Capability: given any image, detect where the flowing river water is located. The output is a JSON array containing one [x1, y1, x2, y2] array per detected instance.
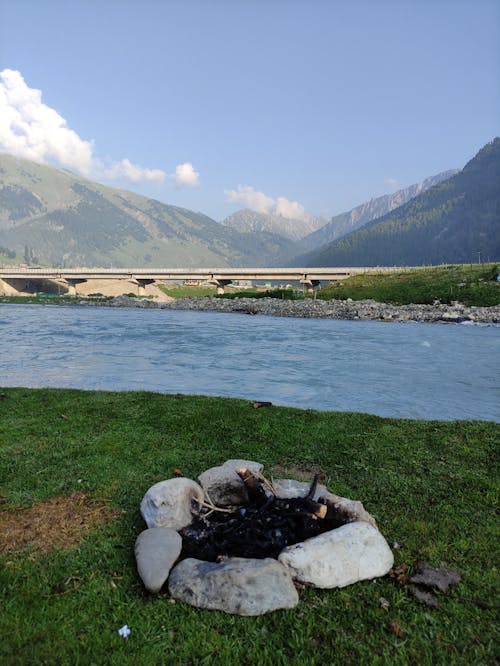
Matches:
[[0, 304, 498, 421]]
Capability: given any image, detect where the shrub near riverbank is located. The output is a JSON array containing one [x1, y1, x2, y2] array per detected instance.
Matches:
[[0, 388, 498, 664]]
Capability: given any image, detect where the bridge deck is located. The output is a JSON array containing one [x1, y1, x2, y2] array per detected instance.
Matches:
[[0, 266, 412, 281]]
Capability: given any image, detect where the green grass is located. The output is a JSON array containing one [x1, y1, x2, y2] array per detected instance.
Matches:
[[0, 388, 498, 665], [0, 294, 81, 305], [317, 264, 500, 306], [158, 284, 218, 298], [0, 294, 114, 305]]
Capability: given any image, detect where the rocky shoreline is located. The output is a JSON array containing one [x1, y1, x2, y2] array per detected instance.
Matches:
[[83, 294, 500, 324]]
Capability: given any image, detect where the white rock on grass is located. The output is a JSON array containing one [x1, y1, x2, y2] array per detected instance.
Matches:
[[135, 528, 182, 593], [168, 556, 299, 615], [318, 491, 377, 528], [140, 478, 204, 530], [278, 521, 394, 589], [272, 478, 329, 500], [198, 459, 263, 506]]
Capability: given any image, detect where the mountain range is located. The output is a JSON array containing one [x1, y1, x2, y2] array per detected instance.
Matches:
[[221, 208, 325, 241], [0, 153, 295, 268], [294, 138, 500, 267], [0, 140, 498, 268], [298, 170, 459, 252]]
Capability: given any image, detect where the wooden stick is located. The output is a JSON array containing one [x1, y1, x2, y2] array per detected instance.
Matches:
[[199, 490, 235, 514], [256, 471, 277, 496], [236, 468, 276, 495]]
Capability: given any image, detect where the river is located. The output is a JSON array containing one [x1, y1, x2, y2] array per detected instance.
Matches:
[[0, 304, 498, 421]]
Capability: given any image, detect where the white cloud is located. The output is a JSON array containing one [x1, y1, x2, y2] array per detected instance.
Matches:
[[385, 177, 398, 186], [0, 68, 167, 184], [174, 162, 200, 188], [224, 184, 310, 222], [224, 185, 275, 214], [0, 68, 94, 175], [274, 196, 309, 220], [103, 158, 165, 183]]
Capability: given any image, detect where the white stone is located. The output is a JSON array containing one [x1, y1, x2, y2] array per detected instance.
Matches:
[[135, 528, 182, 593], [168, 556, 299, 615], [278, 521, 394, 588], [318, 491, 377, 528], [222, 459, 264, 473], [272, 478, 328, 500], [140, 477, 204, 530], [198, 459, 263, 506], [272, 480, 376, 527]]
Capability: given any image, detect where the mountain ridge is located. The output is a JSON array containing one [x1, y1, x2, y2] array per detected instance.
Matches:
[[0, 153, 297, 268], [292, 139, 500, 267], [221, 208, 325, 241], [299, 169, 459, 252]]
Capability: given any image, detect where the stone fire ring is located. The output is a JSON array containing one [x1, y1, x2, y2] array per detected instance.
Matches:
[[135, 459, 394, 616]]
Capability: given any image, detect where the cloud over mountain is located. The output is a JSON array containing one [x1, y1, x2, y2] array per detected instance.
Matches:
[[0, 69, 172, 185], [224, 184, 310, 222]]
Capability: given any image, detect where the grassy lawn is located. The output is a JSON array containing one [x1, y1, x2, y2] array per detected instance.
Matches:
[[0, 388, 498, 664], [158, 284, 218, 298], [318, 264, 500, 306]]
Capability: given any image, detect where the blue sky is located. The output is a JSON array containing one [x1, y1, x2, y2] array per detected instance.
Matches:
[[1, 0, 499, 222]]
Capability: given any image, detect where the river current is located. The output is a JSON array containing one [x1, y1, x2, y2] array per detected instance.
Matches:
[[0, 304, 498, 422]]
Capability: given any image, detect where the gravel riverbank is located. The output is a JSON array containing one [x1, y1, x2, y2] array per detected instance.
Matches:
[[87, 295, 500, 324]]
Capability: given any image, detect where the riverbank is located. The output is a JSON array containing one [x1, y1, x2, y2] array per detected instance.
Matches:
[[0, 388, 498, 664], [98, 294, 500, 324]]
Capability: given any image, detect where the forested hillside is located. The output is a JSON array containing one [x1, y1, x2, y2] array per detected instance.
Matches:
[[299, 170, 458, 252], [295, 139, 500, 267]]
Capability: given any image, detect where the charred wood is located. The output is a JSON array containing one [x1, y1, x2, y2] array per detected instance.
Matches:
[[180, 475, 349, 562]]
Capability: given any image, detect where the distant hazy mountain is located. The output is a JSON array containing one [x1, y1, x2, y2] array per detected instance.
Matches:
[[221, 208, 325, 241], [293, 139, 500, 267], [0, 153, 295, 267], [300, 170, 459, 252]]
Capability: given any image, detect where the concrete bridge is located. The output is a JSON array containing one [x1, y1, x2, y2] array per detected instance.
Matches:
[[0, 266, 408, 296]]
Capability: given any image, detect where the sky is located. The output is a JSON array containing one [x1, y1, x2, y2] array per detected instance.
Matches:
[[0, 0, 499, 222]]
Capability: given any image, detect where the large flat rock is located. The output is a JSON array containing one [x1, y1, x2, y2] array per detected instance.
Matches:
[[168, 556, 299, 615], [278, 521, 393, 588]]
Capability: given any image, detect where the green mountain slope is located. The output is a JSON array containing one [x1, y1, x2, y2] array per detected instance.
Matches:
[[0, 153, 295, 267], [293, 139, 500, 267], [300, 170, 458, 251]]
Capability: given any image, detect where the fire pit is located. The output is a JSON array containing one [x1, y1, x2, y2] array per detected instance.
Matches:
[[135, 460, 394, 615]]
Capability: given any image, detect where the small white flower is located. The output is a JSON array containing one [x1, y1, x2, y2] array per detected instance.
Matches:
[[118, 624, 131, 639]]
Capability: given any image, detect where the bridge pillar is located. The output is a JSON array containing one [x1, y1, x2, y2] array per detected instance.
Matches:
[[0, 278, 24, 295], [300, 279, 321, 294], [60, 278, 87, 296], [213, 279, 232, 294], [133, 278, 155, 296]]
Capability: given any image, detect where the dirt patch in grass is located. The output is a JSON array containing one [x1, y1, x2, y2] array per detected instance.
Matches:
[[0, 492, 119, 555]]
